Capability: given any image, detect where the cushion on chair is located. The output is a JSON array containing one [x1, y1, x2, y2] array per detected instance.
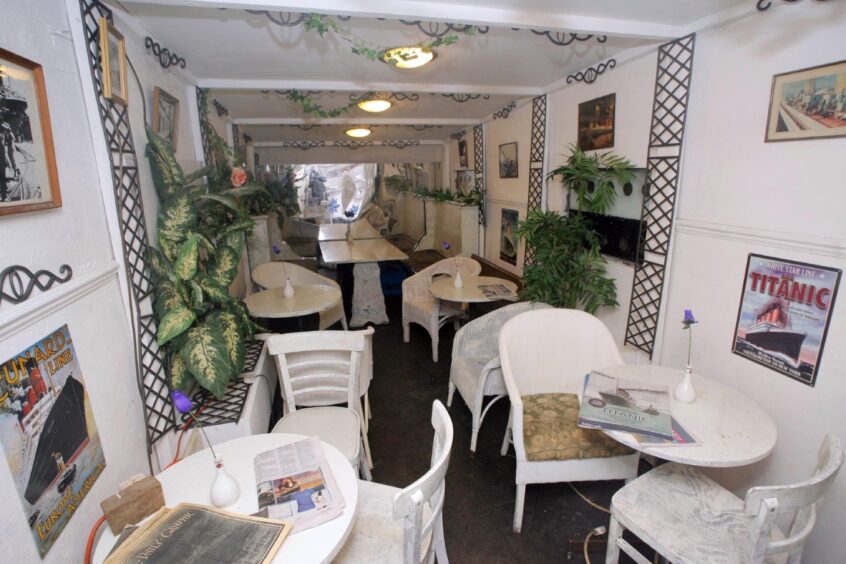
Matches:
[[611, 463, 787, 564], [522, 393, 635, 462], [271, 407, 361, 464]]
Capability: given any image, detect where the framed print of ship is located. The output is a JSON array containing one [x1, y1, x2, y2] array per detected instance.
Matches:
[[0, 325, 106, 556], [732, 254, 841, 387]]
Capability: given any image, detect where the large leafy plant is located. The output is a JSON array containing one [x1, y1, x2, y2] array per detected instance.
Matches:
[[242, 165, 300, 227], [146, 126, 265, 399], [518, 146, 634, 314]]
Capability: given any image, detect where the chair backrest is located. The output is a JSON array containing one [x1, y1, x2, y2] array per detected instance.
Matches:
[[499, 308, 623, 397], [744, 433, 843, 562], [265, 328, 374, 411], [252, 261, 337, 291], [393, 400, 454, 564], [452, 301, 553, 362], [402, 257, 481, 302]]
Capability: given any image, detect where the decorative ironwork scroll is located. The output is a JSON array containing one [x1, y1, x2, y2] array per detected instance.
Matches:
[[441, 93, 490, 103], [335, 140, 375, 149], [278, 141, 327, 150], [79, 0, 175, 456], [449, 129, 467, 141], [0, 265, 73, 307], [348, 91, 420, 103], [567, 59, 616, 84], [529, 30, 606, 46], [756, 0, 829, 10], [397, 20, 489, 37], [493, 101, 517, 119], [382, 140, 420, 149], [525, 94, 547, 266], [474, 124, 485, 225], [144, 37, 186, 69], [625, 34, 696, 358], [244, 10, 309, 26]]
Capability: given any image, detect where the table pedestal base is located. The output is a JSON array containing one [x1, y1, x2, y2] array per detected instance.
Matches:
[[350, 263, 389, 327]]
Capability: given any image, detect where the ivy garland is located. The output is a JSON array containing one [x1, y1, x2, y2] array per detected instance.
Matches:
[[285, 89, 359, 119]]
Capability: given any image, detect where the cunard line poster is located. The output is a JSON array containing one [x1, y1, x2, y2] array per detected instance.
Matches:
[[732, 255, 841, 387], [0, 325, 106, 557]]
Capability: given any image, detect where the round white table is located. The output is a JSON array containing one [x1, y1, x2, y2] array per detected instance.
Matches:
[[92, 434, 359, 564], [429, 275, 519, 303], [244, 285, 342, 319], [599, 365, 777, 467]]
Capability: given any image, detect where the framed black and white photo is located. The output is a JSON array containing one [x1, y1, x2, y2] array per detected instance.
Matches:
[[498, 142, 518, 178], [99, 17, 128, 105], [153, 87, 179, 148], [578, 93, 615, 151], [458, 139, 468, 169], [0, 48, 61, 216]]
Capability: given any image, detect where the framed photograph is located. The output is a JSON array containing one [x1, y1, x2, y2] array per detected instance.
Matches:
[[498, 142, 518, 178], [731, 254, 841, 387], [578, 93, 616, 151], [99, 17, 128, 105], [765, 59, 846, 142], [0, 48, 61, 216], [458, 139, 468, 169], [500, 208, 519, 265], [152, 87, 179, 148], [454, 169, 475, 194]]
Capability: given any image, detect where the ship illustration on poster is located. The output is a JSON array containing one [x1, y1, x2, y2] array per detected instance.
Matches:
[[0, 325, 106, 557], [732, 254, 841, 387]]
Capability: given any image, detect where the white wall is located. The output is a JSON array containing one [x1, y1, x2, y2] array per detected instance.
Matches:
[[0, 1, 150, 561], [659, 4, 846, 562]]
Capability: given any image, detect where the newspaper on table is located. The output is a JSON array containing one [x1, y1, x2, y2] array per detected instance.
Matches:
[[631, 417, 699, 447], [253, 437, 345, 533], [477, 283, 515, 299]]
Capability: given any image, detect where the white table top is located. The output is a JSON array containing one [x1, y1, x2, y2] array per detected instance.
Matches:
[[429, 275, 519, 303], [318, 221, 382, 242], [93, 433, 358, 564], [319, 239, 408, 265], [599, 365, 777, 467], [244, 285, 341, 318]]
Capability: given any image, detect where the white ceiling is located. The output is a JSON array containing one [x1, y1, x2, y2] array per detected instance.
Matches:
[[121, 0, 749, 146]]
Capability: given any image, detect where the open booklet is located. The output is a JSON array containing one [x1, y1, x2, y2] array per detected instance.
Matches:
[[631, 417, 699, 447], [254, 437, 345, 533], [477, 283, 515, 299]]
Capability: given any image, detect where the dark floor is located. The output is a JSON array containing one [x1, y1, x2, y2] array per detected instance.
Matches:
[[364, 296, 642, 564]]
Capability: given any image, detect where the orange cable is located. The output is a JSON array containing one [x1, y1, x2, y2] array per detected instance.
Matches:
[[84, 514, 106, 564]]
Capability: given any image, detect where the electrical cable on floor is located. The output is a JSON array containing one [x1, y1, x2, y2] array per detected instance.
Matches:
[[583, 525, 606, 564], [569, 483, 610, 513], [85, 514, 107, 564]]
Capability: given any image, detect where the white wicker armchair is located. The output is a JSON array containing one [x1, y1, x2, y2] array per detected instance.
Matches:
[[402, 257, 481, 362], [448, 301, 552, 452]]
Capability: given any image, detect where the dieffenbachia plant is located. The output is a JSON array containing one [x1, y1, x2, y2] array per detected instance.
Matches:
[[146, 127, 266, 399]]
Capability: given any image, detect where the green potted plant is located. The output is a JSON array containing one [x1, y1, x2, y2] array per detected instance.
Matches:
[[518, 145, 634, 314]]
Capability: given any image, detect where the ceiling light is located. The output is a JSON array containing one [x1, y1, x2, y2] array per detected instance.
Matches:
[[345, 127, 372, 138], [357, 99, 392, 113], [381, 46, 435, 69]]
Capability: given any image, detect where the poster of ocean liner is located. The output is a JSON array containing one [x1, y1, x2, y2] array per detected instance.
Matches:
[[732, 255, 841, 387], [0, 325, 106, 557]]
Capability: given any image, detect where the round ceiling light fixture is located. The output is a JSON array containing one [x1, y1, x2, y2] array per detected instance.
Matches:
[[357, 99, 392, 113], [381, 46, 435, 69], [345, 127, 372, 138]]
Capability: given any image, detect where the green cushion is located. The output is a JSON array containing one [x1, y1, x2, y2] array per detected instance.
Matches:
[[522, 393, 635, 462]]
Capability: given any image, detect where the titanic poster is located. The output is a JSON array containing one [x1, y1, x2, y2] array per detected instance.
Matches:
[[732, 254, 841, 387], [0, 325, 106, 557]]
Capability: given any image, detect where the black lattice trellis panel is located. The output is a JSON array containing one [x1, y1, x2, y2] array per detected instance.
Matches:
[[625, 34, 696, 358], [473, 124, 485, 225], [196, 87, 212, 165], [525, 94, 547, 265], [184, 377, 252, 428], [80, 0, 176, 451]]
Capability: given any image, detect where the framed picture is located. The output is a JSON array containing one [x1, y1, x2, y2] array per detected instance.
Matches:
[[455, 169, 474, 194], [731, 254, 841, 387], [498, 142, 518, 178], [578, 93, 615, 151], [458, 139, 468, 169], [500, 209, 519, 265], [99, 17, 127, 105], [765, 59, 846, 142], [152, 87, 179, 148], [0, 48, 61, 216]]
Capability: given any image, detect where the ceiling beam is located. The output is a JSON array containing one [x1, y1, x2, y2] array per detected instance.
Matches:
[[199, 79, 542, 97], [254, 140, 445, 147], [124, 0, 681, 39], [234, 117, 478, 125]]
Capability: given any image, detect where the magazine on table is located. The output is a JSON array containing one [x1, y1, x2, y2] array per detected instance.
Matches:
[[477, 283, 515, 299], [253, 437, 344, 532], [578, 371, 674, 441], [631, 417, 699, 447], [104, 503, 291, 564]]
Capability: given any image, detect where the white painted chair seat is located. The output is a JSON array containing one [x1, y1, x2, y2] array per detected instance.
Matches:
[[271, 407, 361, 471], [610, 463, 787, 564]]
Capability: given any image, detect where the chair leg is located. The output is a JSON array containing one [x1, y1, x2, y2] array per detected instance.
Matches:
[[605, 514, 624, 564], [360, 418, 374, 471], [513, 483, 526, 533], [341, 315, 349, 331], [403, 320, 410, 343], [452, 318, 461, 331], [361, 397, 369, 433], [434, 513, 449, 564], [431, 334, 439, 363], [447, 380, 456, 408], [500, 410, 513, 456], [359, 443, 372, 481]]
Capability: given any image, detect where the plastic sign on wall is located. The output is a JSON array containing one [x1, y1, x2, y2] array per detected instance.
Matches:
[[731, 254, 841, 387], [0, 325, 106, 556]]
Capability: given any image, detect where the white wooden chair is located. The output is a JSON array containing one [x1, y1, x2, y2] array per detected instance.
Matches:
[[606, 433, 843, 564], [267, 330, 372, 480], [448, 301, 553, 452], [252, 261, 348, 330], [336, 400, 453, 564], [498, 308, 640, 532], [402, 257, 481, 362]]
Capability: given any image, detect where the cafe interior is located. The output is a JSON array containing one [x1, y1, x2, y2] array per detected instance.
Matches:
[[1, 0, 845, 562]]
